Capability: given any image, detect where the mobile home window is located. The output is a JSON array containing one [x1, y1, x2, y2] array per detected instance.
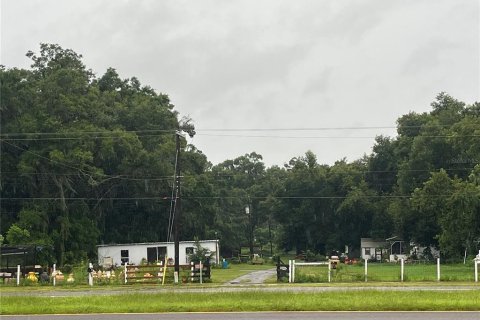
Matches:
[[147, 246, 167, 263], [120, 250, 129, 264], [364, 248, 371, 256]]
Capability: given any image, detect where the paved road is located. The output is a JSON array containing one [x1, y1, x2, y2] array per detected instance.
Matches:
[[2, 312, 480, 320]]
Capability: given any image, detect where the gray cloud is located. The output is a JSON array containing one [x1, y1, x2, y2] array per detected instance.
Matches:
[[2, 0, 478, 166]]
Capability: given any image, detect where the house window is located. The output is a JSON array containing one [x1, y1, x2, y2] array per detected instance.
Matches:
[[364, 248, 371, 256], [158, 246, 167, 260], [147, 246, 167, 263], [120, 250, 129, 265]]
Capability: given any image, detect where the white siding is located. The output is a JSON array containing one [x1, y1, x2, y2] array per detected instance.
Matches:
[[97, 240, 219, 267]]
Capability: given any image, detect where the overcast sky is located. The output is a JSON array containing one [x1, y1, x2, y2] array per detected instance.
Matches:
[[1, 0, 479, 167]]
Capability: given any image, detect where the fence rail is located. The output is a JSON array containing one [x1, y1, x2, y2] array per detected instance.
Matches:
[[1, 260, 212, 286], [288, 258, 480, 283]]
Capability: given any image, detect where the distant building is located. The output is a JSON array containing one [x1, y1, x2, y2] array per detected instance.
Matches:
[[97, 240, 219, 267], [360, 238, 388, 261], [361, 237, 407, 262], [0, 245, 50, 274]]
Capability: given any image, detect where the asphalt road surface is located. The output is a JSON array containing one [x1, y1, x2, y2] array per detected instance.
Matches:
[[2, 312, 480, 320]]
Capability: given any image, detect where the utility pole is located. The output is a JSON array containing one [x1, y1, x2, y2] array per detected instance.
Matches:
[[172, 122, 194, 281], [174, 131, 182, 277]]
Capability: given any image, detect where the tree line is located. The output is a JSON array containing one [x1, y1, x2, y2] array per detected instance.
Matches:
[[1, 44, 479, 265]]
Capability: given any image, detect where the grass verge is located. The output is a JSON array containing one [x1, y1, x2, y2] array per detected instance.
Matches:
[[2, 290, 479, 314]]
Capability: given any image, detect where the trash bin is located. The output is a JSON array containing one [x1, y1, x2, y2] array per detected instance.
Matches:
[[222, 259, 228, 269]]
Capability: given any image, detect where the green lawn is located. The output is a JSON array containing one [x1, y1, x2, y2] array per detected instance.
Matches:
[[295, 263, 477, 282], [2, 290, 479, 314]]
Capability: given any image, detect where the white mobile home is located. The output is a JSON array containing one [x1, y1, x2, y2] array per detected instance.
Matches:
[[360, 238, 388, 261], [361, 237, 408, 262], [97, 240, 219, 267]]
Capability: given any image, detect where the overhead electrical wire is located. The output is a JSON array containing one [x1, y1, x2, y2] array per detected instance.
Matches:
[[0, 194, 462, 201], [1, 166, 477, 180], [1, 123, 479, 138], [1, 133, 479, 141], [1, 126, 478, 204]]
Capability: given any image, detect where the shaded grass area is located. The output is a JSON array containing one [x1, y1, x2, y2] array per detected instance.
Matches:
[[2, 290, 479, 314]]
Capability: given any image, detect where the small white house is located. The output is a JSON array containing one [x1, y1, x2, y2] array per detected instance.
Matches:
[[360, 238, 388, 261], [97, 240, 219, 267]]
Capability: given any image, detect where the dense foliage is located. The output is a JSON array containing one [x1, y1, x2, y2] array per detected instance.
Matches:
[[1, 44, 479, 265]]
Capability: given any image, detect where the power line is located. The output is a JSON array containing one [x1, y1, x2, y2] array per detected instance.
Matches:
[[2, 167, 476, 178], [0, 129, 176, 137], [0, 194, 460, 201], [0, 139, 175, 182], [1, 134, 175, 141], [2, 132, 479, 141], [0, 139, 98, 179], [2, 124, 479, 138], [197, 133, 480, 139]]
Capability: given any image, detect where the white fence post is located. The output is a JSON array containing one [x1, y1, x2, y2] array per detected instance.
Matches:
[[53, 264, 56, 286], [400, 259, 404, 282], [191, 262, 194, 282], [364, 259, 368, 282], [292, 260, 295, 283], [88, 262, 93, 286], [328, 260, 331, 283], [124, 264, 127, 284], [437, 258, 441, 282], [288, 260, 292, 283], [475, 260, 478, 283], [199, 261, 203, 284], [16, 265, 20, 286]]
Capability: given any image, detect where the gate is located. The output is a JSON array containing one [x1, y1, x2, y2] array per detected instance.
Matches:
[[276, 257, 289, 282]]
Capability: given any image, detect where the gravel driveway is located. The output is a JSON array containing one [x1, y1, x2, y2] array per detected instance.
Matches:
[[226, 268, 277, 285]]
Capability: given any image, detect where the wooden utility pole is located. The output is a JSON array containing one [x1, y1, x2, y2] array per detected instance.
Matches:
[[174, 131, 182, 275]]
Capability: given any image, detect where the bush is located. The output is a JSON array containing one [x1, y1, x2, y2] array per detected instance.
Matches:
[[62, 264, 73, 274]]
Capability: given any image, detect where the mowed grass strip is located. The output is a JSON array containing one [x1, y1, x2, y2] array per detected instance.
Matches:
[[2, 290, 479, 314]]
